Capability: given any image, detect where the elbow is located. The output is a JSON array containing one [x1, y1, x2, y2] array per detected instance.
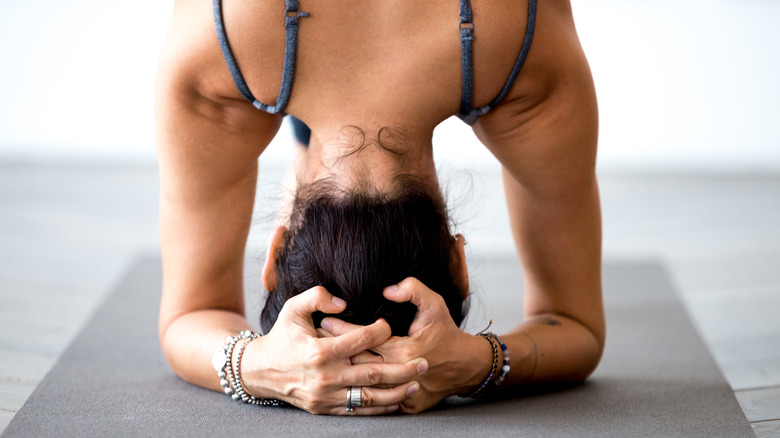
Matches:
[[158, 312, 188, 378], [157, 313, 201, 388], [158, 317, 176, 371], [578, 345, 603, 383], [158, 312, 176, 358], [570, 324, 605, 383]]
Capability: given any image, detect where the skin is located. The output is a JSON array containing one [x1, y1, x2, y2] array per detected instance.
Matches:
[[156, 0, 603, 415]]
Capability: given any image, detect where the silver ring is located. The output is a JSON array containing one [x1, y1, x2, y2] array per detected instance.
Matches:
[[351, 386, 363, 408], [346, 386, 363, 412]]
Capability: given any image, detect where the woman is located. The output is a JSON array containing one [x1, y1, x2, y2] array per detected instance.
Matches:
[[156, 0, 604, 415]]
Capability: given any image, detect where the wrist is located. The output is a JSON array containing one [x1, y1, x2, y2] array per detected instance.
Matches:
[[233, 335, 274, 399], [458, 333, 495, 395]]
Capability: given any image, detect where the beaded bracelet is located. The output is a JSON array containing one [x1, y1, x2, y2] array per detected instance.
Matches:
[[211, 330, 285, 406], [459, 333, 499, 398], [487, 333, 511, 387], [217, 333, 242, 399]]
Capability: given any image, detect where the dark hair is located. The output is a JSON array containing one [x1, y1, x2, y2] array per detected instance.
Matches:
[[260, 176, 468, 336]]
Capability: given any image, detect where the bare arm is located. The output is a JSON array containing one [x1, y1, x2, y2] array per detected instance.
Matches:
[[471, 0, 604, 385], [155, 1, 426, 414], [155, 0, 282, 390]]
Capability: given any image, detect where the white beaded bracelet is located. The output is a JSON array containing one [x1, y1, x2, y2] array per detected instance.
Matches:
[[211, 330, 285, 406]]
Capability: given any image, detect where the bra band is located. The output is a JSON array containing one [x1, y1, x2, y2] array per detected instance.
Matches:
[[212, 0, 308, 114], [457, 0, 537, 125]]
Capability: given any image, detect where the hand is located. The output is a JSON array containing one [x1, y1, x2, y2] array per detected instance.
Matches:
[[321, 277, 491, 414], [242, 286, 428, 415]]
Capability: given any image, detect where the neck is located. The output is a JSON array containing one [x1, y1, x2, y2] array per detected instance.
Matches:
[[300, 125, 439, 194]]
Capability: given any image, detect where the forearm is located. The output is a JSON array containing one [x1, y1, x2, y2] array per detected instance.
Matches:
[[495, 168, 604, 387], [160, 309, 254, 392], [454, 312, 602, 398]]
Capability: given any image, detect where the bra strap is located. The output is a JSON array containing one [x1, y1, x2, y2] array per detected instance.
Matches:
[[213, 0, 308, 114], [259, 0, 309, 113], [457, 0, 538, 125], [213, 0, 257, 104], [458, 0, 475, 116]]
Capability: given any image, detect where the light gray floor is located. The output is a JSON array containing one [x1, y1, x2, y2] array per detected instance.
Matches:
[[1, 159, 779, 436]]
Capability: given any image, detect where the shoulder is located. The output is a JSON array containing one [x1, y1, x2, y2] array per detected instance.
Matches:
[[155, 0, 283, 200], [490, 0, 594, 117], [157, 0, 248, 106], [471, 0, 598, 192]]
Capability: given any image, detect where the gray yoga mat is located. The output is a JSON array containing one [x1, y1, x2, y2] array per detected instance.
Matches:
[[4, 256, 754, 437]]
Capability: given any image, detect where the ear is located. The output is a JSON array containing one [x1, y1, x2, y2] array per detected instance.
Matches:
[[261, 226, 288, 292], [450, 234, 469, 301]]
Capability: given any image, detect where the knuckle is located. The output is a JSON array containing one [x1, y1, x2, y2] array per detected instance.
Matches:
[[375, 319, 392, 336], [306, 372, 324, 389], [361, 388, 375, 407], [302, 402, 320, 415], [316, 373, 336, 389], [430, 292, 446, 308], [403, 404, 425, 414], [364, 366, 383, 385], [298, 394, 314, 412], [401, 277, 422, 290], [300, 388, 330, 414], [397, 346, 417, 362], [356, 328, 374, 347], [296, 286, 324, 307], [308, 398, 328, 413], [312, 286, 329, 300], [306, 344, 331, 365]]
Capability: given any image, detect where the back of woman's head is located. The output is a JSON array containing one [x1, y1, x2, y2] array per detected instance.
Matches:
[[260, 176, 468, 335]]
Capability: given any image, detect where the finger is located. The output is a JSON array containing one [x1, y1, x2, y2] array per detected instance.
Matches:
[[362, 382, 420, 408], [351, 351, 384, 365], [320, 317, 364, 336], [351, 353, 395, 390], [330, 382, 419, 416], [316, 328, 334, 338], [332, 405, 400, 416], [284, 286, 347, 318], [328, 382, 421, 416], [361, 335, 411, 362], [384, 278, 452, 335], [321, 319, 392, 358], [342, 359, 429, 387], [321, 318, 403, 361], [382, 277, 444, 312]]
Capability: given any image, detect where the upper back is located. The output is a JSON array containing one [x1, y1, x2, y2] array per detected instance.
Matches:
[[168, 0, 532, 133]]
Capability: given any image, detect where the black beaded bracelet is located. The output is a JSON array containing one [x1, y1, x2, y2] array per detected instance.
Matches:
[[459, 334, 499, 398]]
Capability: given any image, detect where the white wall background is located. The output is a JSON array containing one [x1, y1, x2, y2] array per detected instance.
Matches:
[[1, 0, 778, 172]]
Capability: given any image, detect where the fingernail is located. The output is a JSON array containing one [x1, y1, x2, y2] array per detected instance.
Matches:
[[383, 285, 398, 295], [332, 296, 346, 308], [386, 405, 399, 413], [416, 359, 429, 374], [406, 382, 420, 397], [321, 319, 332, 332]]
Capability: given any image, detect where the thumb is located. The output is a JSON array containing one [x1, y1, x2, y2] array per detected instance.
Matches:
[[285, 286, 347, 319]]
